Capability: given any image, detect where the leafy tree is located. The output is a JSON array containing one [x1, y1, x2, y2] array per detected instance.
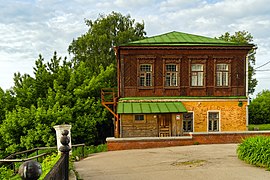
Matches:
[[0, 87, 5, 122], [68, 11, 146, 72], [249, 90, 270, 124], [218, 31, 257, 94], [0, 12, 145, 154]]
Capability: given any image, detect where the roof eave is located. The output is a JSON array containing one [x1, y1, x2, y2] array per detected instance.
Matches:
[[118, 44, 254, 50]]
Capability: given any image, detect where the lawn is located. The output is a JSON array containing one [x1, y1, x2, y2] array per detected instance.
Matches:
[[248, 124, 270, 131]]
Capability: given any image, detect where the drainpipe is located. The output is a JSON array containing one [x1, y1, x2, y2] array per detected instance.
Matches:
[[245, 46, 257, 129], [245, 55, 249, 129]]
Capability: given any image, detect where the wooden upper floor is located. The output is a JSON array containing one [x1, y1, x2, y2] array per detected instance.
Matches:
[[115, 32, 253, 98]]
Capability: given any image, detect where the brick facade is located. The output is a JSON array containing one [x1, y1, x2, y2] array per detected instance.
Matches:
[[120, 99, 247, 138]]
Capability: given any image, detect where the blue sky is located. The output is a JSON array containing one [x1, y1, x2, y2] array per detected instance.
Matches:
[[0, 0, 270, 97]]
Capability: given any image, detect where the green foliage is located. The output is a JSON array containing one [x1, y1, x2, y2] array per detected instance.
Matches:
[[217, 31, 257, 94], [85, 144, 107, 154], [68, 11, 146, 72], [0, 12, 145, 156], [237, 136, 270, 169], [249, 90, 270, 124], [72, 144, 107, 161], [39, 153, 60, 180], [248, 124, 270, 131], [0, 58, 116, 154], [0, 166, 16, 180]]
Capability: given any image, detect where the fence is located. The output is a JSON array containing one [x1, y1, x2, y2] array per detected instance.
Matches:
[[0, 133, 85, 179]]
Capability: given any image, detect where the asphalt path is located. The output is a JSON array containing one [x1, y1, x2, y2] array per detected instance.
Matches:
[[75, 144, 270, 180]]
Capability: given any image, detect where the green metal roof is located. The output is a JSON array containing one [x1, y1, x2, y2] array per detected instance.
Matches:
[[125, 31, 250, 47], [117, 102, 187, 114]]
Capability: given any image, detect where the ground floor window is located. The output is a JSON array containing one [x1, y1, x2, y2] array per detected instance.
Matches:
[[183, 112, 193, 132], [208, 112, 219, 132], [134, 114, 144, 121]]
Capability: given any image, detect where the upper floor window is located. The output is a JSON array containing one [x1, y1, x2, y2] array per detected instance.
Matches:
[[191, 64, 204, 86], [216, 64, 229, 87], [139, 64, 152, 86], [165, 64, 178, 86]]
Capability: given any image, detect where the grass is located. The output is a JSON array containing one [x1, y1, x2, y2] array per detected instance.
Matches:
[[248, 124, 270, 131], [237, 136, 270, 170], [71, 144, 107, 161]]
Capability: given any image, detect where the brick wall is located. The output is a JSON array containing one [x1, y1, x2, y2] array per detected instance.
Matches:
[[182, 101, 247, 132], [107, 131, 270, 151]]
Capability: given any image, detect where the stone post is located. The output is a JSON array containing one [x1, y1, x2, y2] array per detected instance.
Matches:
[[53, 124, 72, 154]]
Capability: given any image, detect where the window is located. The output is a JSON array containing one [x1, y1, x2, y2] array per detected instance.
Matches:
[[183, 112, 193, 132], [134, 115, 144, 121], [191, 64, 204, 86], [216, 64, 229, 86], [208, 112, 219, 132], [165, 64, 178, 86], [139, 64, 152, 86]]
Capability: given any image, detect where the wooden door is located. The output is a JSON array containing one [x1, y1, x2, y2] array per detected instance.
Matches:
[[159, 114, 171, 137]]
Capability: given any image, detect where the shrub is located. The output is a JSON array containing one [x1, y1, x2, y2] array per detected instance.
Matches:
[[0, 166, 20, 180], [237, 136, 270, 169], [71, 144, 107, 161], [39, 153, 60, 179]]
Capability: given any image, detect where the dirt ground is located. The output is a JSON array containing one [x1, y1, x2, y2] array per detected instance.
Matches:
[[75, 144, 270, 180]]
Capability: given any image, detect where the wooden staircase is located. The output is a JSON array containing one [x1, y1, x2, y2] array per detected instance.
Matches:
[[101, 88, 120, 137]]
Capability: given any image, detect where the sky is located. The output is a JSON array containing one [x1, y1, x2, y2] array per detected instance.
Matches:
[[0, 0, 270, 97]]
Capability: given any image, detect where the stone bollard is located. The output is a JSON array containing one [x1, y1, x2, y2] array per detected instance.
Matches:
[[54, 124, 72, 154], [18, 160, 42, 180]]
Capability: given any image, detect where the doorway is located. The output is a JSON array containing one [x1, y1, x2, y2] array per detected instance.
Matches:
[[158, 114, 171, 137]]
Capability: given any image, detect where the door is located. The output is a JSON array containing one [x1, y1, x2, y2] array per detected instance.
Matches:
[[159, 114, 171, 137]]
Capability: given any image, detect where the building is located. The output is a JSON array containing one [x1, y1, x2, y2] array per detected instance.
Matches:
[[102, 31, 254, 139]]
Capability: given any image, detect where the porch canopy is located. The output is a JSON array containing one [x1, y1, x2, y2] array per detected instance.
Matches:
[[117, 102, 187, 114]]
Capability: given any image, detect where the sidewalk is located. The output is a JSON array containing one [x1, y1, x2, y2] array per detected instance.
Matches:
[[75, 144, 270, 180]]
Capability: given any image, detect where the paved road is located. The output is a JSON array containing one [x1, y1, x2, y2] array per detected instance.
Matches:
[[75, 144, 270, 180]]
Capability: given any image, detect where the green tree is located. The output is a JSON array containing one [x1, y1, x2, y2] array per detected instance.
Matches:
[[0, 87, 5, 122], [68, 11, 146, 72], [0, 12, 145, 154], [249, 90, 270, 124], [218, 31, 257, 94]]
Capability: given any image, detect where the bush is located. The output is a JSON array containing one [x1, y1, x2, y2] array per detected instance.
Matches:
[[237, 136, 270, 169], [39, 153, 60, 179], [71, 144, 107, 161], [0, 166, 20, 180], [249, 90, 270, 124]]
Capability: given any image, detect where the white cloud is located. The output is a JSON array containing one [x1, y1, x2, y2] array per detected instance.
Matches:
[[0, 0, 269, 95]]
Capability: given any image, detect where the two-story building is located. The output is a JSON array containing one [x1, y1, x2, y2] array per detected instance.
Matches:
[[102, 31, 253, 139]]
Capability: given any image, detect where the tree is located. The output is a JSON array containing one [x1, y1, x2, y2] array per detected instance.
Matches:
[[218, 31, 257, 94], [68, 11, 146, 72], [0, 88, 5, 122], [249, 90, 270, 124], [0, 12, 146, 153]]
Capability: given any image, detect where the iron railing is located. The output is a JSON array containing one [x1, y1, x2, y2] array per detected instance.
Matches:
[[0, 143, 85, 179]]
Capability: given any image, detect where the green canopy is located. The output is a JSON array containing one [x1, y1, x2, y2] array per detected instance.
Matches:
[[117, 102, 187, 114]]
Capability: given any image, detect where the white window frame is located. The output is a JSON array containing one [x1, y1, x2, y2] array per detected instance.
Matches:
[[165, 64, 178, 87], [191, 64, 204, 87], [183, 111, 194, 133], [139, 64, 152, 87], [207, 110, 221, 132], [216, 64, 229, 87]]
